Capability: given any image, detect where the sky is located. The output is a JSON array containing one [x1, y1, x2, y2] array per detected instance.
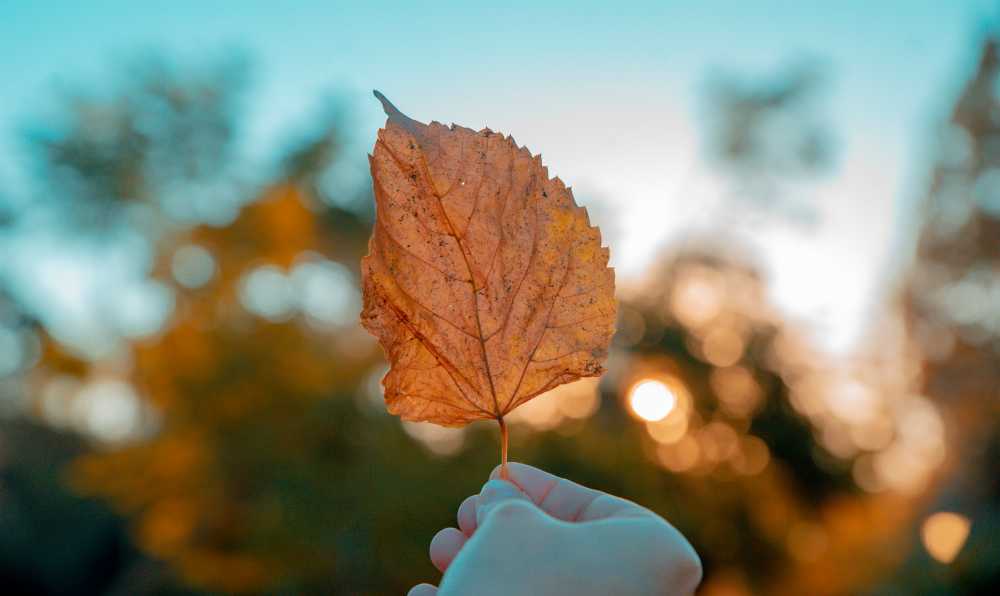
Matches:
[[0, 0, 997, 356]]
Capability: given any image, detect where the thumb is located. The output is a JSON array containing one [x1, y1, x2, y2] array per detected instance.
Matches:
[[475, 479, 534, 527]]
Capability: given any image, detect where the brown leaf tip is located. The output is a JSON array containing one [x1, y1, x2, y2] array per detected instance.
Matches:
[[373, 90, 422, 134], [372, 89, 400, 117]]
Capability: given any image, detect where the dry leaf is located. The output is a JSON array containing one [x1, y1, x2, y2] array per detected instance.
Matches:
[[360, 91, 616, 436]]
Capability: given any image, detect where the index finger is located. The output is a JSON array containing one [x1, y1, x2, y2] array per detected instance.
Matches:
[[489, 462, 655, 523]]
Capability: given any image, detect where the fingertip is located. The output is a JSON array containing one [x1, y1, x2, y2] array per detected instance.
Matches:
[[407, 583, 438, 596], [478, 478, 524, 504], [457, 495, 478, 536], [476, 479, 533, 526], [429, 527, 466, 573], [485, 498, 542, 524]]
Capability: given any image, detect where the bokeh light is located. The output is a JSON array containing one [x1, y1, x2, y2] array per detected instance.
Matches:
[[646, 408, 690, 445], [628, 379, 677, 422], [710, 366, 762, 418], [921, 512, 971, 564], [238, 265, 295, 321], [401, 421, 466, 456], [171, 244, 217, 289], [290, 255, 361, 327], [731, 436, 770, 476], [701, 326, 745, 367], [73, 379, 144, 443], [507, 378, 602, 430], [670, 265, 723, 328]]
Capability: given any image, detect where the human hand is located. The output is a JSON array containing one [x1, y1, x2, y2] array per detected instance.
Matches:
[[408, 462, 702, 596]]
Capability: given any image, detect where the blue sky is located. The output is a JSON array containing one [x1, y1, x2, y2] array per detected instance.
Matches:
[[0, 0, 996, 355]]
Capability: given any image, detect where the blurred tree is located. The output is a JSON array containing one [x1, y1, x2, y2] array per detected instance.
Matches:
[[10, 53, 871, 593], [872, 35, 1000, 595], [24, 54, 249, 229], [14, 54, 505, 595], [68, 182, 380, 593], [595, 246, 925, 596], [0, 287, 39, 402], [703, 60, 835, 223], [4, 40, 992, 596]]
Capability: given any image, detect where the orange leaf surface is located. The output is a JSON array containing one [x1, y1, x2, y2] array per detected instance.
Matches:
[[361, 92, 616, 428]]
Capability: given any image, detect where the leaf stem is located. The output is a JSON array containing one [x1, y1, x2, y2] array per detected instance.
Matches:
[[498, 416, 509, 480]]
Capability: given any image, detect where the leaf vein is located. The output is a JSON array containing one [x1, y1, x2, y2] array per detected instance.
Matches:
[[383, 300, 491, 416], [377, 220, 469, 283]]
